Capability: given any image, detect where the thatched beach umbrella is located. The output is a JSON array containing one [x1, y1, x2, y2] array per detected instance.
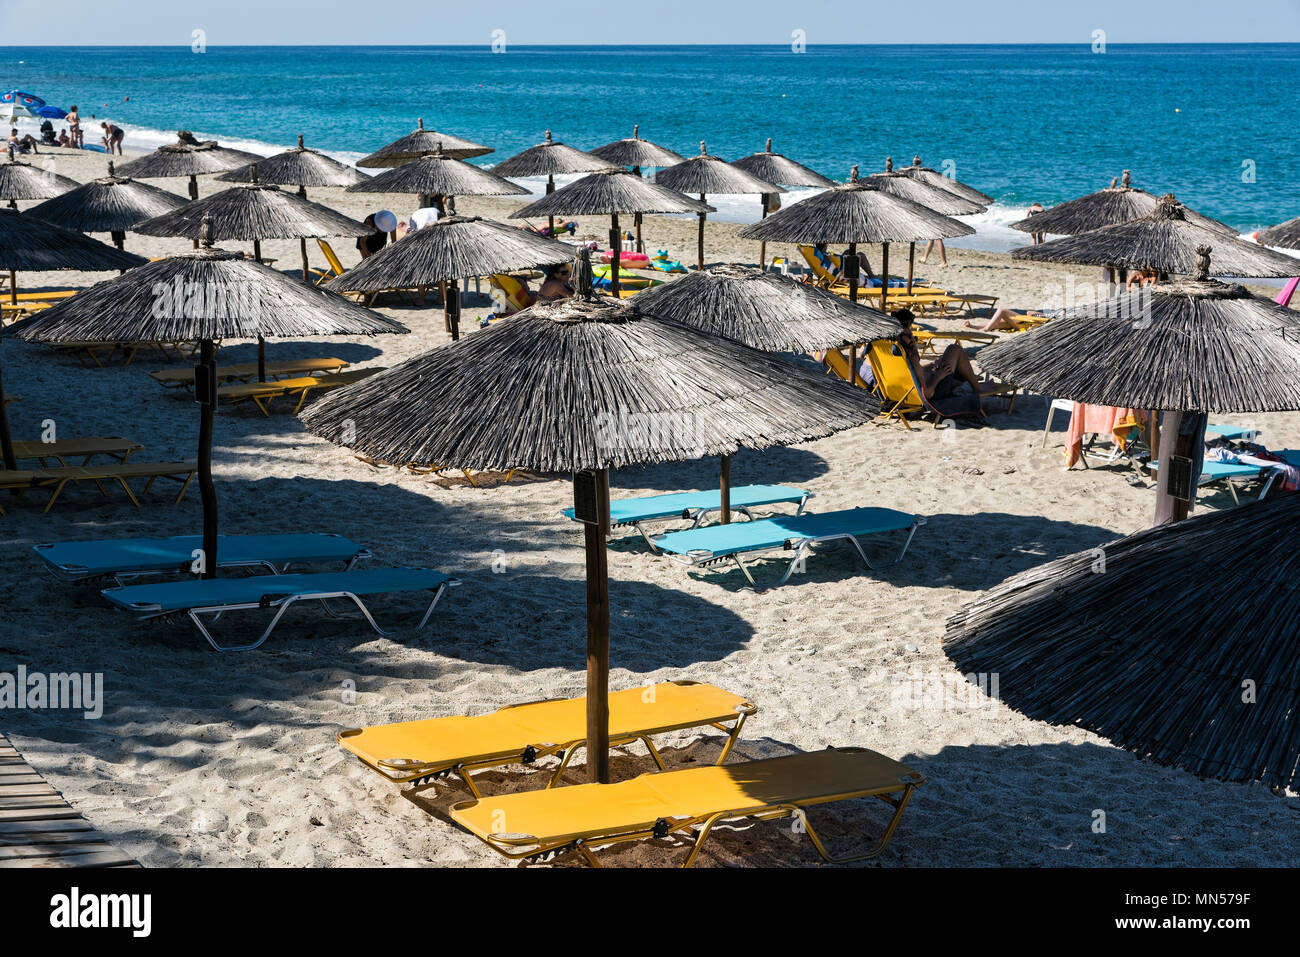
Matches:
[[346, 147, 526, 216], [299, 249, 878, 783], [898, 155, 992, 206], [1007, 170, 1236, 238], [11, 219, 406, 576], [510, 168, 712, 297], [0, 207, 146, 469], [0, 158, 79, 208], [733, 138, 836, 268], [656, 142, 781, 271], [635, 264, 894, 518], [324, 214, 574, 340], [491, 130, 618, 235], [26, 160, 187, 250], [134, 168, 371, 377], [355, 118, 493, 167], [588, 125, 686, 254], [866, 157, 985, 291], [977, 247, 1300, 524], [1257, 214, 1300, 250], [114, 131, 263, 201], [738, 165, 974, 310], [945, 491, 1300, 791], [1011, 194, 1297, 279]]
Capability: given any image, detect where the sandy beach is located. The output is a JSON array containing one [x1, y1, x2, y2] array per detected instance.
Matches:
[[1, 144, 1296, 868]]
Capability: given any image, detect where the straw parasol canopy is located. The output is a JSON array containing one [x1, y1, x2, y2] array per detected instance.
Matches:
[[733, 139, 836, 267], [588, 125, 685, 170], [492, 130, 618, 234], [0, 158, 79, 207], [898, 155, 992, 205], [1010, 194, 1298, 278], [25, 160, 187, 248], [113, 131, 263, 200], [347, 148, 525, 199], [11, 218, 407, 578], [0, 207, 147, 468], [1257, 214, 1300, 250], [356, 118, 492, 167], [1007, 170, 1236, 237], [944, 491, 1300, 790], [656, 141, 781, 269], [864, 157, 985, 216], [739, 165, 974, 308], [299, 247, 878, 783], [325, 214, 575, 339], [510, 167, 712, 296], [215, 134, 367, 193], [978, 246, 1300, 523]]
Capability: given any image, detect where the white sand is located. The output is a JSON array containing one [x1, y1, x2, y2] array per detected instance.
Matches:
[[1, 145, 1295, 867]]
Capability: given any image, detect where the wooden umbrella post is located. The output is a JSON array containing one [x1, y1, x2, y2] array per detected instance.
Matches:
[[720, 453, 732, 524], [298, 184, 310, 282], [906, 243, 916, 294], [1153, 411, 1206, 526], [0, 345, 16, 471], [610, 212, 622, 299], [575, 467, 612, 784], [758, 198, 770, 270], [195, 338, 219, 580], [446, 278, 461, 341], [547, 173, 555, 237], [256, 337, 267, 382], [845, 241, 860, 304], [632, 166, 644, 253], [880, 243, 891, 313], [8, 269, 15, 305], [697, 194, 707, 270]]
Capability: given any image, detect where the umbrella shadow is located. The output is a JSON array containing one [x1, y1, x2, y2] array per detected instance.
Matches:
[[612, 445, 831, 493], [212, 339, 386, 366]]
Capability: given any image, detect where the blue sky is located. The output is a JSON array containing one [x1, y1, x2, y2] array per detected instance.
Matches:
[[2, 0, 1298, 45]]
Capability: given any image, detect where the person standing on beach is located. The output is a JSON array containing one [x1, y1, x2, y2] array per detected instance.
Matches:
[[920, 237, 948, 267], [67, 105, 81, 148], [101, 122, 124, 155], [1026, 201, 1045, 244]]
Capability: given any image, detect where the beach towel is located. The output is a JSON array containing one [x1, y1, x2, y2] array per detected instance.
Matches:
[[1064, 403, 1147, 467], [1206, 445, 1300, 492]]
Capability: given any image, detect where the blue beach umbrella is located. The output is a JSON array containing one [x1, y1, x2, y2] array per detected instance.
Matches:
[[36, 106, 68, 120], [1, 90, 46, 121]]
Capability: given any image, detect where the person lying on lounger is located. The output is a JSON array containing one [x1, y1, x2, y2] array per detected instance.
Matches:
[[893, 309, 1002, 410], [535, 262, 574, 303]]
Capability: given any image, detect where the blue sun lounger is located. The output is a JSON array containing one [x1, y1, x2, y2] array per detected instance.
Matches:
[[1205, 424, 1262, 444], [1148, 457, 1288, 505], [649, 507, 925, 589], [101, 567, 460, 652], [33, 533, 370, 584], [562, 484, 810, 549]]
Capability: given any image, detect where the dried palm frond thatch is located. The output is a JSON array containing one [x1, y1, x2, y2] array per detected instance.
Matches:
[[864, 157, 984, 215], [113, 131, 263, 179], [133, 177, 369, 242], [216, 134, 366, 190], [634, 264, 898, 353], [1257, 214, 1300, 250], [0, 207, 146, 272], [738, 166, 975, 244], [10, 241, 407, 344], [976, 249, 1300, 413], [1007, 170, 1237, 236], [0, 159, 79, 204], [732, 139, 834, 188], [492, 130, 618, 178], [945, 491, 1300, 790], [587, 125, 684, 169], [325, 215, 572, 291], [1011, 194, 1297, 277], [356, 118, 493, 167], [898, 155, 992, 205], [655, 141, 780, 196], [26, 160, 187, 238], [509, 167, 711, 217], [299, 263, 877, 473], [347, 150, 525, 197]]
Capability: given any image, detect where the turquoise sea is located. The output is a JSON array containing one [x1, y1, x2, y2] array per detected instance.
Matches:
[[3, 43, 1299, 243]]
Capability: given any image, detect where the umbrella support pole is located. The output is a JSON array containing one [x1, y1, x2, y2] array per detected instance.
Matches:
[[634, 211, 643, 254], [720, 454, 731, 524], [907, 243, 915, 294], [8, 270, 15, 305], [196, 339, 219, 580], [300, 237, 310, 283], [0, 344, 16, 472], [880, 244, 890, 313], [1153, 411, 1206, 526], [758, 204, 770, 270], [697, 194, 707, 270], [257, 337, 267, 382], [446, 279, 461, 341], [189, 175, 200, 248], [610, 213, 622, 299], [846, 242, 860, 305], [547, 174, 555, 237], [579, 468, 612, 784]]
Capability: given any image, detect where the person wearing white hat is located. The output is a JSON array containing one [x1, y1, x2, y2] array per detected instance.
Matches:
[[357, 210, 396, 260]]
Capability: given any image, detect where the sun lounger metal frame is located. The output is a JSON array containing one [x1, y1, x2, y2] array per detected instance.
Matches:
[[0, 461, 197, 515], [102, 568, 460, 652], [149, 358, 348, 390], [652, 509, 926, 590], [218, 368, 379, 416], [338, 680, 757, 798], [449, 746, 924, 868], [11, 436, 141, 468]]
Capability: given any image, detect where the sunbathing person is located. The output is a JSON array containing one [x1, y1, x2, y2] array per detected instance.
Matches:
[[535, 262, 574, 303], [1126, 266, 1158, 289], [894, 309, 1001, 410]]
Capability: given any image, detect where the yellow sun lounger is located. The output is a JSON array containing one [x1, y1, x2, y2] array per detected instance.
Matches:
[[218, 368, 380, 416], [338, 680, 757, 797], [11, 437, 142, 467], [0, 461, 197, 515], [490, 273, 534, 314], [150, 358, 348, 390], [308, 239, 349, 286], [449, 745, 924, 867]]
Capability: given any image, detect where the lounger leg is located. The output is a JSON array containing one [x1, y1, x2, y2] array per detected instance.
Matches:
[[772, 543, 812, 587], [681, 812, 729, 868], [453, 767, 483, 800], [546, 741, 584, 788], [189, 598, 300, 652], [730, 555, 759, 588], [636, 521, 663, 552], [852, 521, 923, 571], [415, 583, 449, 630], [795, 782, 919, 863], [633, 734, 667, 771], [174, 471, 195, 505], [115, 477, 142, 508], [41, 480, 70, 513], [714, 712, 750, 765]]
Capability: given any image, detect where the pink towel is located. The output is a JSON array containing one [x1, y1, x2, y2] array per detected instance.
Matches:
[[1065, 403, 1147, 467], [1276, 277, 1299, 308]]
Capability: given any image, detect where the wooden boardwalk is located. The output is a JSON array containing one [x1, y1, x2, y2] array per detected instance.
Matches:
[[0, 732, 138, 868]]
